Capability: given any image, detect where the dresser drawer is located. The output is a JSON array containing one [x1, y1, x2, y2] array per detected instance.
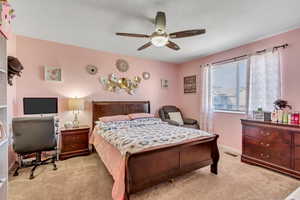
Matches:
[[61, 133, 88, 152], [292, 133, 300, 171], [61, 131, 88, 144], [244, 125, 291, 145], [295, 147, 300, 159], [244, 125, 262, 138], [294, 134, 300, 146], [294, 159, 300, 171], [244, 136, 291, 168]]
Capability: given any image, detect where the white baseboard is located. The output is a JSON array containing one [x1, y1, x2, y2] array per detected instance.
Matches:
[[219, 144, 241, 155]]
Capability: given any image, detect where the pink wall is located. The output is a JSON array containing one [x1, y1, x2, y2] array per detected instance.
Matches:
[[178, 28, 300, 152], [11, 27, 300, 153], [14, 36, 180, 127]]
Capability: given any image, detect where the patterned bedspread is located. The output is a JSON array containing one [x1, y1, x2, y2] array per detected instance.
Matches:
[[95, 118, 212, 155]]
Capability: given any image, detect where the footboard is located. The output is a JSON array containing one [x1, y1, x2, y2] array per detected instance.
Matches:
[[125, 135, 219, 198]]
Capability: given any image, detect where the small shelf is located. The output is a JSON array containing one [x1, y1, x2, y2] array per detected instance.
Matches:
[[0, 105, 7, 109], [0, 138, 8, 148], [0, 181, 4, 189], [0, 178, 7, 193]]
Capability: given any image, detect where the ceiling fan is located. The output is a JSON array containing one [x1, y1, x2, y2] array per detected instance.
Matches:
[[116, 11, 206, 51]]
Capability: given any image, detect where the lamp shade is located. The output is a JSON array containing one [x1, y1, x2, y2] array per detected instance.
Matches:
[[68, 98, 84, 111]]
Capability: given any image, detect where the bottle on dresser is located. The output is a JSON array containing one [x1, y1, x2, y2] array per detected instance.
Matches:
[[272, 99, 292, 124], [292, 112, 300, 125]]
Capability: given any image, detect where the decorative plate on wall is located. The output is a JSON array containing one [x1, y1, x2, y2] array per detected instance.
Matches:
[[142, 72, 151, 80], [86, 65, 98, 75], [116, 59, 129, 72]]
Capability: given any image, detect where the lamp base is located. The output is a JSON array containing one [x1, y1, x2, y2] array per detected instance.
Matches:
[[73, 113, 80, 128]]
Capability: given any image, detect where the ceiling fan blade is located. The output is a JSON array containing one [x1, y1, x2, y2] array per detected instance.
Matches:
[[169, 29, 206, 39], [116, 33, 149, 38], [155, 11, 166, 33], [166, 41, 180, 51], [137, 42, 152, 51]]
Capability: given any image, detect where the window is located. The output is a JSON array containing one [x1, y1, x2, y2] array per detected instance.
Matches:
[[211, 59, 248, 113]]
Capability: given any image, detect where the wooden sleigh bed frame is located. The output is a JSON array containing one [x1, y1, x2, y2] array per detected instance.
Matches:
[[92, 101, 219, 200]]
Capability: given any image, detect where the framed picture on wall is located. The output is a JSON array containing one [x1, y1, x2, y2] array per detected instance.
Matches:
[[44, 66, 62, 82], [161, 79, 169, 89], [184, 75, 196, 93]]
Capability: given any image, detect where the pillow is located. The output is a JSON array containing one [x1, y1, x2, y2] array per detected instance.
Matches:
[[99, 115, 130, 123], [168, 112, 184, 126], [128, 113, 155, 120]]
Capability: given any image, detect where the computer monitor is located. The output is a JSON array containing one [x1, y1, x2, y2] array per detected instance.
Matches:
[[23, 98, 58, 115]]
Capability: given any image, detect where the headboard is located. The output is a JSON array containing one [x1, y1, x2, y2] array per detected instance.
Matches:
[[92, 101, 150, 128]]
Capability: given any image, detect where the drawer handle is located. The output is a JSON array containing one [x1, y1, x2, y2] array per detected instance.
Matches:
[[260, 131, 264, 135], [260, 142, 270, 147], [260, 131, 271, 136], [260, 153, 270, 159]]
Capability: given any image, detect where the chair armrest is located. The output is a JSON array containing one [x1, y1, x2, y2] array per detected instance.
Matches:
[[183, 118, 198, 125], [164, 119, 180, 126]]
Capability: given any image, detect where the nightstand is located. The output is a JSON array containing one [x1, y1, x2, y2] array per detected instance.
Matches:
[[59, 126, 90, 160]]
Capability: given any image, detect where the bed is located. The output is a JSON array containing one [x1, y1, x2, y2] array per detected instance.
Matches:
[[90, 101, 219, 200]]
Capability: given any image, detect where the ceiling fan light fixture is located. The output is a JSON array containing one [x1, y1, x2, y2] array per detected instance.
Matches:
[[151, 34, 169, 47], [116, 12, 206, 51]]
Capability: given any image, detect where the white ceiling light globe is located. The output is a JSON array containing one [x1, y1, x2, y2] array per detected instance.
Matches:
[[151, 33, 169, 47]]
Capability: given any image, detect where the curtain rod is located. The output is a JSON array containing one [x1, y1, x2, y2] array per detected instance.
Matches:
[[200, 43, 288, 67], [211, 54, 248, 65]]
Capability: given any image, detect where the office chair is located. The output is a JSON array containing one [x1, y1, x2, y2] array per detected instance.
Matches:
[[12, 116, 58, 179]]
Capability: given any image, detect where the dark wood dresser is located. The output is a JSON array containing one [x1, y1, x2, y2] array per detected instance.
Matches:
[[241, 119, 300, 179], [60, 126, 90, 160]]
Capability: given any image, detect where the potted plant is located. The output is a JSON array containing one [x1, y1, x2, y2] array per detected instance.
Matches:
[[274, 99, 292, 110]]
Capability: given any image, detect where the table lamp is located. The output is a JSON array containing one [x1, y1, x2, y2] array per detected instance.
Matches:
[[68, 98, 84, 128]]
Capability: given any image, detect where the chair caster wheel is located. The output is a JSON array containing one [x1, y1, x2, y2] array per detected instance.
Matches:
[[29, 175, 34, 180], [53, 167, 57, 171], [13, 172, 19, 176], [169, 179, 174, 183]]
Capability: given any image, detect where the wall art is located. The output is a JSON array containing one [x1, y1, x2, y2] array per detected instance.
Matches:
[[44, 66, 62, 82], [161, 79, 169, 89], [100, 73, 141, 95], [184, 75, 196, 93]]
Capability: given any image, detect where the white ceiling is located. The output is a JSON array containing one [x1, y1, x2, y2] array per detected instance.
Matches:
[[11, 0, 300, 63]]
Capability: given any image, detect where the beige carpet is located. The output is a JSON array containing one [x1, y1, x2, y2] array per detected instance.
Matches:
[[9, 151, 300, 200]]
